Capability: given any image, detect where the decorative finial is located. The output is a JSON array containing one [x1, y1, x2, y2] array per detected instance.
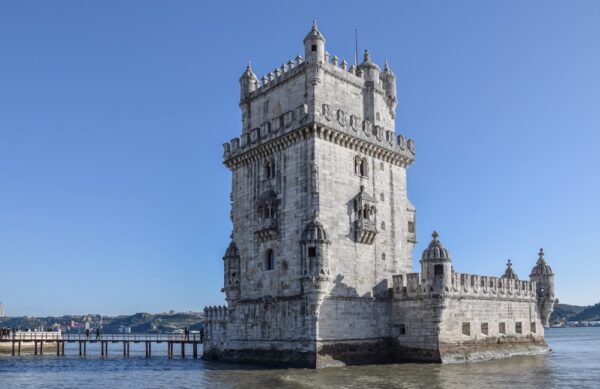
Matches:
[[247, 61, 252, 70], [363, 49, 370, 62], [507, 259, 512, 268], [384, 59, 389, 70], [537, 248, 546, 264], [312, 19, 318, 30], [432, 231, 439, 240]]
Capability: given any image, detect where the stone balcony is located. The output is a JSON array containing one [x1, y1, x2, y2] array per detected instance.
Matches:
[[256, 218, 278, 242], [355, 219, 377, 244]]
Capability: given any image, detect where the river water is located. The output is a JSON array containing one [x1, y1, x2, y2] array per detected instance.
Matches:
[[0, 327, 599, 388]]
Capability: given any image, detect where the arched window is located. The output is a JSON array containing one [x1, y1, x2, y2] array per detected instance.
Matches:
[[264, 160, 275, 179], [354, 156, 361, 175], [381, 221, 385, 230], [363, 206, 369, 219], [376, 112, 380, 121], [380, 193, 384, 201], [265, 249, 275, 271]]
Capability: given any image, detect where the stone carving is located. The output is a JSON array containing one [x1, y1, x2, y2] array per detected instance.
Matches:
[[407, 139, 415, 153], [337, 109, 347, 127], [375, 126, 383, 141], [311, 162, 319, 193], [363, 120, 373, 137], [284, 111, 294, 128], [322, 103, 332, 121], [397, 135, 406, 150], [350, 115, 361, 132]]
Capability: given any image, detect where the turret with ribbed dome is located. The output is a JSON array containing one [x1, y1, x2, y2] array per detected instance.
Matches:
[[502, 259, 519, 280], [300, 212, 331, 294], [239, 62, 258, 99], [529, 248, 556, 326], [420, 231, 453, 292]]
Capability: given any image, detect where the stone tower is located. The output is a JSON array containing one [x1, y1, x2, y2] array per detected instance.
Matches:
[[205, 22, 416, 367], [529, 248, 556, 326]]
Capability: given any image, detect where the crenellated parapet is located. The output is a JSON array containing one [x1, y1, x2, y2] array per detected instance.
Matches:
[[392, 272, 536, 302]]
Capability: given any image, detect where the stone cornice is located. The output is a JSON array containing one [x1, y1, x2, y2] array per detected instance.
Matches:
[[224, 123, 415, 170]]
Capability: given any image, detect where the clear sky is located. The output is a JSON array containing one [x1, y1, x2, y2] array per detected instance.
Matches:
[[1, 1, 598, 316]]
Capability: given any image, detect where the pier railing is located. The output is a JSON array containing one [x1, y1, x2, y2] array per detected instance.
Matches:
[[0, 332, 202, 342]]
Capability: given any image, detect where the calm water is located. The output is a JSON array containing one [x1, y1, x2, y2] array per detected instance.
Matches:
[[1, 327, 599, 388]]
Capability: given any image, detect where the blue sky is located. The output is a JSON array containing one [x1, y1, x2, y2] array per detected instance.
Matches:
[[1, 1, 598, 316]]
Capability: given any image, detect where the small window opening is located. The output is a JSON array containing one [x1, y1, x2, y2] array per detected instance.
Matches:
[[462, 322, 471, 336], [265, 249, 275, 271], [376, 112, 380, 121], [398, 324, 406, 335], [408, 221, 415, 233], [308, 247, 317, 258], [360, 158, 367, 177], [380, 162, 384, 171], [434, 264, 444, 276], [481, 322, 489, 335], [381, 221, 385, 230], [382, 253, 386, 261], [499, 322, 506, 334], [311, 44, 317, 52], [531, 322, 537, 333], [516, 322, 522, 334], [380, 193, 384, 201]]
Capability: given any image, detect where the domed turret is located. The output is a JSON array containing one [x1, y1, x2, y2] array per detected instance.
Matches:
[[420, 231, 452, 292], [530, 248, 553, 277], [303, 20, 326, 64], [381, 60, 397, 116], [302, 218, 329, 242], [223, 241, 241, 302], [529, 248, 556, 327], [300, 213, 330, 294], [421, 231, 452, 261], [358, 49, 380, 82], [501, 259, 519, 280], [239, 62, 258, 99]]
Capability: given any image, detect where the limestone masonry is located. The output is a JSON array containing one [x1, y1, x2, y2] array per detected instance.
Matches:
[[203, 22, 557, 368]]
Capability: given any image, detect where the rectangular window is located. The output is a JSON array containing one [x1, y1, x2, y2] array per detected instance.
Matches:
[[531, 322, 537, 333], [481, 322, 489, 335], [434, 264, 444, 276], [308, 247, 316, 258], [311, 44, 317, 52], [462, 322, 471, 336], [408, 221, 415, 233], [395, 323, 406, 336], [499, 322, 506, 334], [516, 322, 522, 334]]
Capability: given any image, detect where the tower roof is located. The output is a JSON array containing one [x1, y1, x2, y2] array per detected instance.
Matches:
[[240, 62, 257, 81], [421, 231, 452, 261], [501, 259, 519, 280], [358, 49, 380, 71], [303, 20, 325, 44], [224, 241, 239, 258], [530, 248, 553, 276], [302, 213, 329, 242]]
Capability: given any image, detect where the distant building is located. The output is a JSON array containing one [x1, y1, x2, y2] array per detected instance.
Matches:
[[203, 22, 557, 368]]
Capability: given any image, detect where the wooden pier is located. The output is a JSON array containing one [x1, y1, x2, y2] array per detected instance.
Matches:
[[0, 333, 203, 358]]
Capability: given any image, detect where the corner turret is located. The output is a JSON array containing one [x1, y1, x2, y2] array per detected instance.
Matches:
[[420, 231, 452, 293], [501, 259, 519, 280], [304, 20, 326, 64], [381, 60, 397, 117], [239, 62, 258, 100], [529, 248, 556, 327]]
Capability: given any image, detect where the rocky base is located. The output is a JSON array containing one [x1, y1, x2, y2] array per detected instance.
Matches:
[[439, 338, 550, 363], [203, 338, 551, 368]]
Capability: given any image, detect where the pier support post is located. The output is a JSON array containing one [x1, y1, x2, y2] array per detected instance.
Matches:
[[34, 341, 38, 355], [84, 341, 87, 356], [18, 341, 21, 355], [79, 342, 82, 356], [12, 341, 15, 356], [62, 341, 65, 356], [40, 341, 43, 355], [57, 342, 60, 356], [148, 342, 151, 357], [181, 342, 185, 358], [127, 342, 130, 357], [123, 342, 126, 357]]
